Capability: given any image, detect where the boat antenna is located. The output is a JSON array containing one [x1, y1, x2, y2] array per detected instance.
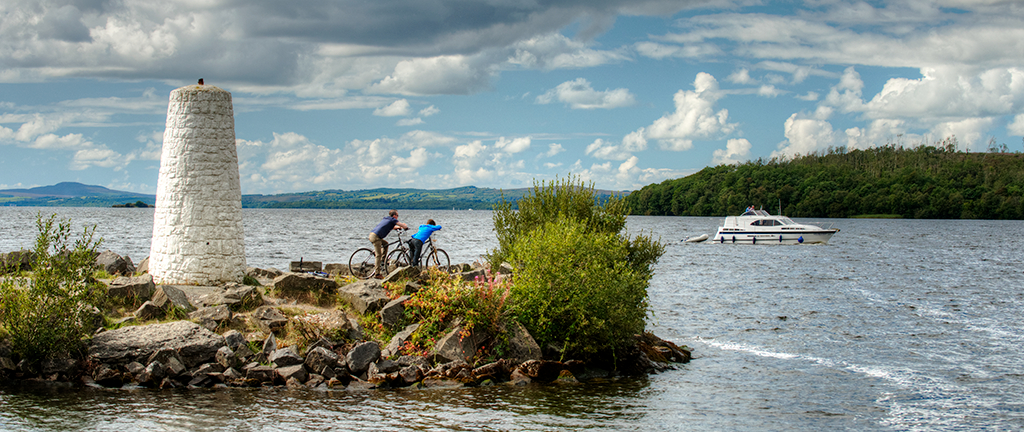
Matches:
[[778, 198, 782, 216]]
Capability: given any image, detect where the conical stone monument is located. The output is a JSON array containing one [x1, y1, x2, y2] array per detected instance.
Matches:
[[149, 80, 246, 285]]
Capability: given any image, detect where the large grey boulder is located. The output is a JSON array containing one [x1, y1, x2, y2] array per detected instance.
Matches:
[[338, 280, 389, 314], [273, 272, 337, 299], [106, 274, 156, 301], [89, 320, 226, 368], [151, 285, 196, 313], [346, 341, 381, 375], [95, 250, 135, 276], [382, 266, 419, 284], [379, 295, 411, 329], [382, 323, 419, 359], [432, 324, 491, 364], [505, 321, 542, 363], [269, 347, 304, 367], [304, 346, 339, 373]]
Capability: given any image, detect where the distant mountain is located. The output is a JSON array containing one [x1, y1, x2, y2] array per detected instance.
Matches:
[[0, 182, 629, 209], [0, 182, 150, 198]]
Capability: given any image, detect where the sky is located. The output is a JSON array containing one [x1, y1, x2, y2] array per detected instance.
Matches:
[[2, 0, 1024, 195]]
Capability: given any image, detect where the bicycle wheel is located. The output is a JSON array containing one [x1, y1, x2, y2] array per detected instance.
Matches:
[[348, 248, 377, 279], [425, 248, 452, 274], [385, 248, 410, 274]]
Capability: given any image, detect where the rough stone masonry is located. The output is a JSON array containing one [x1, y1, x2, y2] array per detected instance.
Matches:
[[149, 81, 246, 285]]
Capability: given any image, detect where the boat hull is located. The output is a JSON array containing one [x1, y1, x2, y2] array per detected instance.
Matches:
[[712, 230, 837, 244]]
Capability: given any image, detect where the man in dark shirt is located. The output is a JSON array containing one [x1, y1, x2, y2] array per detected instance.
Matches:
[[368, 209, 408, 277]]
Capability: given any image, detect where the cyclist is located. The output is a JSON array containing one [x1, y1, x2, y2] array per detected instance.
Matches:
[[408, 219, 441, 267], [368, 209, 408, 277]]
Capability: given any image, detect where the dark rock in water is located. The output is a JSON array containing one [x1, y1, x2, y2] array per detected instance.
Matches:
[[245, 365, 275, 383], [92, 364, 123, 387], [338, 280, 389, 314], [89, 320, 225, 368], [276, 364, 308, 384], [95, 250, 134, 276], [516, 360, 565, 383], [269, 347, 303, 367], [41, 357, 80, 378], [346, 341, 381, 375], [106, 274, 155, 301], [472, 360, 512, 383], [304, 346, 339, 373]]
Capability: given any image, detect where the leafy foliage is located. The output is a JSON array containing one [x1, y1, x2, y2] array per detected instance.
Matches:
[[0, 214, 104, 362], [491, 176, 664, 361], [488, 175, 629, 268], [400, 268, 512, 357], [507, 218, 655, 360], [625, 139, 1024, 219]]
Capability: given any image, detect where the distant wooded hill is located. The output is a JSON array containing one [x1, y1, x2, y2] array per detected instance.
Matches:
[[625, 141, 1024, 219], [0, 182, 627, 210]]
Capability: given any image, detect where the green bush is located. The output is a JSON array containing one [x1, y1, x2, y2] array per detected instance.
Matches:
[[507, 218, 655, 360], [492, 176, 665, 361], [488, 175, 629, 268], [0, 214, 104, 362]]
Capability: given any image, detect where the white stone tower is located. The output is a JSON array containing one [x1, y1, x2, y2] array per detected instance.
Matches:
[[149, 81, 246, 285]]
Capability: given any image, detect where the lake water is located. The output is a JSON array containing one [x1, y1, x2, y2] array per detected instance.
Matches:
[[1, 207, 1022, 431]]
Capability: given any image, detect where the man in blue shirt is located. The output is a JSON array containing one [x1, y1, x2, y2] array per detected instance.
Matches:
[[369, 209, 408, 277], [408, 219, 441, 267]]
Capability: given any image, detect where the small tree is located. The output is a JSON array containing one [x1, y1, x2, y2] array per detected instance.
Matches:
[[0, 214, 103, 362], [491, 176, 664, 361]]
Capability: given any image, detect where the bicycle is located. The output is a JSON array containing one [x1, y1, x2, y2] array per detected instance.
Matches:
[[385, 235, 452, 276], [348, 229, 453, 279]]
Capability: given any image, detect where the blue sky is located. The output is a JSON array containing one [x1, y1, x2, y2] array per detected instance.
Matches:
[[2, 0, 1023, 195]]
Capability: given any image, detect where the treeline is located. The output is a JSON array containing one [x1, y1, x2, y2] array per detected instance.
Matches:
[[625, 139, 1024, 219]]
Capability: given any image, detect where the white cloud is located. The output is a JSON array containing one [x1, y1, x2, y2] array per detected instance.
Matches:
[[509, 33, 630, 70], [419, 105, 439, 117], [727, 68, 755, 85], [1009, 114, 1024, 136], [494, 136, 531, 154], [536, 78, 636, 109], [712, 138, 752, 165], [374, 99, 411, 117], [397, 118, 424, 126], [930, 118, 995, 151], [585, 128, 649, 160], [758, 85, 782, 97], [772, 113, 836, 159], [543, 143, 565, 157], [368, 55, 496, 95], [640, 72, 737, 151]]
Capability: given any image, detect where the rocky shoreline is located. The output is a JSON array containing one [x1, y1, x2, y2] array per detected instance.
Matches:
[[0, 250, 690, 390]]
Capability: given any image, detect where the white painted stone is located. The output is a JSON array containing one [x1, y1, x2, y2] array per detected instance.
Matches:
[[149, 84, 246, 285]]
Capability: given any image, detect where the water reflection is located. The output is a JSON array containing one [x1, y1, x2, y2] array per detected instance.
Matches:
[[2, 379, 654, 431]]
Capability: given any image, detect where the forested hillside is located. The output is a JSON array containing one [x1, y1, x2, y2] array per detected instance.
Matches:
[[625, 140, 1024, 219]]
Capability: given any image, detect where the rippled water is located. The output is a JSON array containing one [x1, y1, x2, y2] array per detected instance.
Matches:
[[2, 207, 1023, 430]]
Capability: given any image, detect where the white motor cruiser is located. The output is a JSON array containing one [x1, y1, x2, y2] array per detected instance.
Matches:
[[712, 208, 839, 244]]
